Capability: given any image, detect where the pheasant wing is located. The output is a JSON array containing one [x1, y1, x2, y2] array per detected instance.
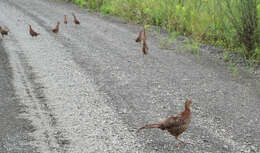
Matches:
[[160, 115, 185, 129]]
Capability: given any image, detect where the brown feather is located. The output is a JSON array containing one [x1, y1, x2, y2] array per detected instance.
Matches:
[[135, 29, 144, 42], [72, 13, 80, 25], [52, 22, 60, 33], [142, 40, 148, 55], [138, 99, 192, 144], [137, 124, 162, 132], [135, 28, 147, 42], [29, 25, 40, 37], [0, 26, 9, 37]]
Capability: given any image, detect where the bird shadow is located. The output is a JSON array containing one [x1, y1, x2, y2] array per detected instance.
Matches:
[[137, 131, 190, 151], [144, 138, 183, 152]]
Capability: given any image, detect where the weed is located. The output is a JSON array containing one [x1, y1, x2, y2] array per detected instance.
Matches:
[[232, 66, 239, 77], [222, 52, 230, 62], [160, 39, 169, 49], [227, 63, 240, 78], [186, 40, 200, 55]]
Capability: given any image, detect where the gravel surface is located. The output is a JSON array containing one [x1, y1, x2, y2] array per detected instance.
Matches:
[[0, 41, 36, 153], [0, 0, 259, 152]]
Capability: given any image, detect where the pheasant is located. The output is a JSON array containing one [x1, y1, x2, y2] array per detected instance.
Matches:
[[64, 15, 68, 24], [0, 26, 9, 37], [52, 21, 60, 33], [72, 13, 80, 25], [136, 28, 148, 55], [142, 40, 148, 55], [138, 99, 192, 146], [136, 29, 144, 42], [29, 25, 40, 37]]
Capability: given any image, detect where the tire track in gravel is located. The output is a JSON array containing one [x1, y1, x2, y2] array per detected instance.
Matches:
[[0, 41, 38, 153], [1, 36, 70, 152]]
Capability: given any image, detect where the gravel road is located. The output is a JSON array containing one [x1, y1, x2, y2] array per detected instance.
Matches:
[[0, 0, 259, 152]]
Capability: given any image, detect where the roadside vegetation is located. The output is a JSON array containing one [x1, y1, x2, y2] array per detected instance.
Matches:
[[69, 0, 260, 63]]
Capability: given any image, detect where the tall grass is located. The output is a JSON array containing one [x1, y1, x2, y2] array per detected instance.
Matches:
[[225, 0, 258, 58], [69, 0, 260, 62]]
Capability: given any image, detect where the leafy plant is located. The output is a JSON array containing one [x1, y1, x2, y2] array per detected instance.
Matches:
[[222, 52, 230, 62], [224, 0, 258, 58]]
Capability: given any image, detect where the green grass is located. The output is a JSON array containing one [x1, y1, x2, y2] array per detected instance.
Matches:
[[68, 0, 260, 62], [222, 52, 230, 62], [227, 63, 240, 78]]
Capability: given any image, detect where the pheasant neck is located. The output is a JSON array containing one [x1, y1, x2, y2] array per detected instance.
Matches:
[[185, 105, 191, 112]]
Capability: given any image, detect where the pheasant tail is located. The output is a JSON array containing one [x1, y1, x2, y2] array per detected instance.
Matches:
[[137, 124, 161, 132]]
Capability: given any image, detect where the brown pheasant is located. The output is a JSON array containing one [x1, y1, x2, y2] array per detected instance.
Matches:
[[72, 13, 80, 25], [142, 39, 148, 55], [0, 26, 9, 37], [136, 28, 148, 55], [135, 29, 144, 42], [64, 15, 68, 24], [29, 25, 40, 37], [52, 21, 60, 33], [138, 99, 192, 146]]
